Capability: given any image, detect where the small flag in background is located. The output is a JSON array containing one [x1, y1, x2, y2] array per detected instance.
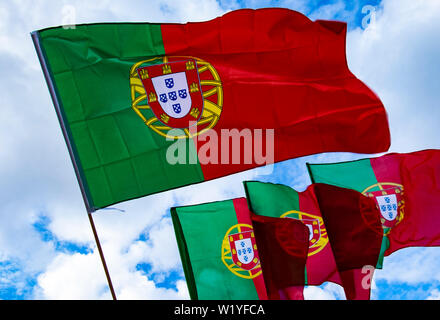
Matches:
[[171, 198, 267, 300], [34, 8, 390, 212], [307, 149, 440, 262]]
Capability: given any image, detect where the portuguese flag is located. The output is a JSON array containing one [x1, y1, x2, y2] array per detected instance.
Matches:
[[244, 181, 383, 300], [33, 8, 390, 212], [171, 198, 267, 300], [307, 149, 440, 260]]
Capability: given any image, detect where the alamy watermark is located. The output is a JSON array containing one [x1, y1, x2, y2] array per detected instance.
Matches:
[[165, 124, 275, 175], [361, 265, 375, 290], [361, 5, 377, 30]]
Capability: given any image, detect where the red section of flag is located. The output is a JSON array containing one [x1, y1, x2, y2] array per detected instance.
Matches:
[[339, 268, 374, 300], [371, 150, 440, 255], [161, 8, 390, 180], [297, 186, 342, 286], [279, 286, 305, 300], [232, 198, 268, 300], [313, 183, 383, 300], [251, 213, 309, 300]]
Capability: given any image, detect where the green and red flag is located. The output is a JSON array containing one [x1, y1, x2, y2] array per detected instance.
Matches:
[[33, 8, 390, 212], [244, 181, 383, 300], [307, 149, 440, 259], [171, 198, 267, 299]]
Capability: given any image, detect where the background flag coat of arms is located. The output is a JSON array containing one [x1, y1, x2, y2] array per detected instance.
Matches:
[[33, 8, 390, 212], [244, 181, 383, 300], [307, 149, 440, 260]]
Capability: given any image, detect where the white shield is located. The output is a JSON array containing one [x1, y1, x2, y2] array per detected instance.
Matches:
[[234, 238, 254, 265], [305, 224, 314, 241], [151, 72, 192, 119], [375, 194, 398, 221]]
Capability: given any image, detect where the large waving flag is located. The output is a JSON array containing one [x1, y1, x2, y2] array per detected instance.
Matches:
[[244, 181, 383, 300], [33, 8, 390, 212], [307, 149, 440, 259]]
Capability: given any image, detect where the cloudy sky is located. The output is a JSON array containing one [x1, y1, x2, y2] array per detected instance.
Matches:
[[0, 0, 439, 300]]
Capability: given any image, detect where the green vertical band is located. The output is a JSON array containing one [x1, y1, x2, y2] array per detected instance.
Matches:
[[170, 207, 198, 300], [38, 24, 204, 209], [244, 181, 300, 218], [172, 200, 259, 300]]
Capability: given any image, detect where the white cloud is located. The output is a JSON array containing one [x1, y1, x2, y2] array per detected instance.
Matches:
[[304, 286, 336, 299], [123, 217, 182, 274], [373, 247, 440, 285], [116, 276, 189, 300], [427, 289, 440, 300], [308, 0, 355, 23], [346, 0, 440, 152], [34, 251, 110, 300], [304, 282, 346, 300]]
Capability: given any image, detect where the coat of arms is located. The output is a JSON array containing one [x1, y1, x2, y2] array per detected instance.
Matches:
[[137, 59, 203, 128], [228, 230, 259, 271], [130, 56, 223, 139], [363, 183, 405, 232], [221, 224, 261, 279]]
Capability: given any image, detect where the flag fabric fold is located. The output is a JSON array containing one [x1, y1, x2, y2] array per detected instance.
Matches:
[[313, 183, 383, 299], [34, 8, 390, 212], [250, 213, 309, 300], [313, 183, 383, 271]]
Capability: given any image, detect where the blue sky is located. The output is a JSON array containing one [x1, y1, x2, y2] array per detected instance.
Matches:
[[0, 0, 439, 300]]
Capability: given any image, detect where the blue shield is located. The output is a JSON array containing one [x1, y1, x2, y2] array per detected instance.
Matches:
[[159, 94, 168, 103], [178, 89, 187, 99], [172, 103, 182, 114], [168, 91, 177, 101], [164, 78, 174, 89]]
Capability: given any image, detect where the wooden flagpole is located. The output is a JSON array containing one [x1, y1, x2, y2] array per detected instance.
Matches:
[[88, 213, 117, 300]]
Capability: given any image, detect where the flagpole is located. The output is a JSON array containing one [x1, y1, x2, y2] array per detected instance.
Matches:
[[31, 31, 117, 300], [88, 212, 117, 300]]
